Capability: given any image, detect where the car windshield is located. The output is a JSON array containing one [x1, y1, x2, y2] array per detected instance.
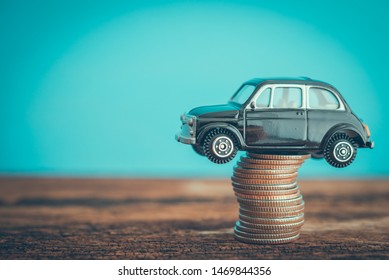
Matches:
[[230, 84, 256, 105]]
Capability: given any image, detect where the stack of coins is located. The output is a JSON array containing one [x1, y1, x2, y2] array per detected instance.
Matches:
[[232, 152, 310, 244]]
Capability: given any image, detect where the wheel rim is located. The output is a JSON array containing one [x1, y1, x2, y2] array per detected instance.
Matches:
[[212, 136, 234, 158], [333, 141, 353, 162]]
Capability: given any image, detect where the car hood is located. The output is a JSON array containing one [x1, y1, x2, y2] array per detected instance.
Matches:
[[188, 104, 240, 118]]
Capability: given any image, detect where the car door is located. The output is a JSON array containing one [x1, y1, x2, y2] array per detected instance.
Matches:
[[306, 86, 348, 146], [244, 85, 307, 146]]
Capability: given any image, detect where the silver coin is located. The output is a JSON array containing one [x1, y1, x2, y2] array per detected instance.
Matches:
[[240, 156, 305, 166], [232, 181, 298, 190], [234, 190, 301, 200], [233, 171, 298, 180], [235, 220, 304, 234], [238, 219, 304, 230], [239, 213, 304, 225], [233, 166, 299, 175], [234, 232, 300, 244], [237, 161, 300, 170], [247, 152, 311, 160], [231, 175, 297, 186], [233, 185, 300, 195], [234, 226, 300, 239], [239, 201, 305, 213], [237, 195, 304, 207], [239, 207, 304, 218], [235, 222, 299, 234]]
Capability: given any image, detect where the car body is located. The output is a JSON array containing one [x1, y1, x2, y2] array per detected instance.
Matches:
[[176, 77, 374, 167]]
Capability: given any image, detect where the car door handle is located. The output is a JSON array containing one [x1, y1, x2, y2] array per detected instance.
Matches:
[[296, 111, 304, 115]]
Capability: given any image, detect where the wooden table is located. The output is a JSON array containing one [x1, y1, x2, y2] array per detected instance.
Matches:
[[0, 177, 388, 259]]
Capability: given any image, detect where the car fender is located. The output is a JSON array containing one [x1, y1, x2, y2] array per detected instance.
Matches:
[[320, 123, 366, 149], [197, 123, 244, 147]]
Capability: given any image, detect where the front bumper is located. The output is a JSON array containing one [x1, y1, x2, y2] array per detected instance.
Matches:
[[176, 114, 197, 145], [175, 133, 196, 145], [366, 141, 374, 149]]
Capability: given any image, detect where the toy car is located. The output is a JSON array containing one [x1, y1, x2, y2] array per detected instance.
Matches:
[[176, 77, 374, 168]]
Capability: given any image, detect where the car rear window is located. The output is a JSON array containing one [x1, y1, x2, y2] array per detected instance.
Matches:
[[308, 87, 340, 109]]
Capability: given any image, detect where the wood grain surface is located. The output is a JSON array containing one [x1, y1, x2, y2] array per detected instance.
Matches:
[[0, 177, 388, 259]]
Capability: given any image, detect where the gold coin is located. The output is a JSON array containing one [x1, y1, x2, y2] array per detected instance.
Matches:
[[237, 161, 300, 170], [234, 232, 300, 244], [247, 152, 311, 160], [232, 181, 297, 190], [234, 227, 300, 239], [233, 185, 299, 195], [237, 195, 303, 207], [239, 213, 304, 225], [233, 171, 298, 180], [240, 156, 305, 166], [231, 176, 296, 185], [233, 166, 299, 175]]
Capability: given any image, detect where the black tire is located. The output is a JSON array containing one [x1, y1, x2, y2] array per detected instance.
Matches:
[[192, 144, 205, 156], [324, 133, 357, 168], [203, 128, 239, 164]]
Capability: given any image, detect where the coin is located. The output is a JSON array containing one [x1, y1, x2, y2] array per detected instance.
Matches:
[[234, 191, 301, 200], [231, 176, 297, 185], [234, 232, 300, 244], [233, 171, 298, 180], [240, 156, 305, 166], [233, 166, 299, 175], [237, 161, 299, 170], [233, 185, 299, 195], [234, 221, 296, 234], [239, 208, 304, 218], [247, 152, 311, 160], [240, 203, 305, 217], [237, 220, 304, 231], [231, 152, 309, 244], [234, 227, 300, 239], [240, 201, 305, 213], [237, 195, 303, 207], [235, 221, 303, 234], [232, 181, 297, 190], [239, 213, 304, 225]]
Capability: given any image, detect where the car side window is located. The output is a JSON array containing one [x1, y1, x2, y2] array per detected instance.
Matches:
[[309, 87, 340, 109], [255, 88, 271, 108], [272, 87, 302, 108]]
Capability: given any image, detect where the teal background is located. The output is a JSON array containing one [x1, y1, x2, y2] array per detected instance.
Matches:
[[0, 0, 387, 178]]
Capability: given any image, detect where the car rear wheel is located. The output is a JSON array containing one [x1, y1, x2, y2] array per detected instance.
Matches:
[[203, 128, 239, 164], [324, 133, 357, 168]]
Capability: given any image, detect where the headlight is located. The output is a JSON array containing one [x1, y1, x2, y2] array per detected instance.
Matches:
[[362, 123, 371, 138], [188, 117, 194, 126]]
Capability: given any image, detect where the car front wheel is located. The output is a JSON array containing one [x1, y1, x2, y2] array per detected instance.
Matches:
[[192, 144, 205, 156], [203, 128, 239, 164], [324, 133, 357, 168], [311, 152, 324, 159]]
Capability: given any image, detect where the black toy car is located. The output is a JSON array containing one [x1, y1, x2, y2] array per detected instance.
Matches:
[[176, 77, 374, 168]]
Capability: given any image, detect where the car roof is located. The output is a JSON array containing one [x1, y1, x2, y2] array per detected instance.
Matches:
[[245, 77, 332, 88]]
